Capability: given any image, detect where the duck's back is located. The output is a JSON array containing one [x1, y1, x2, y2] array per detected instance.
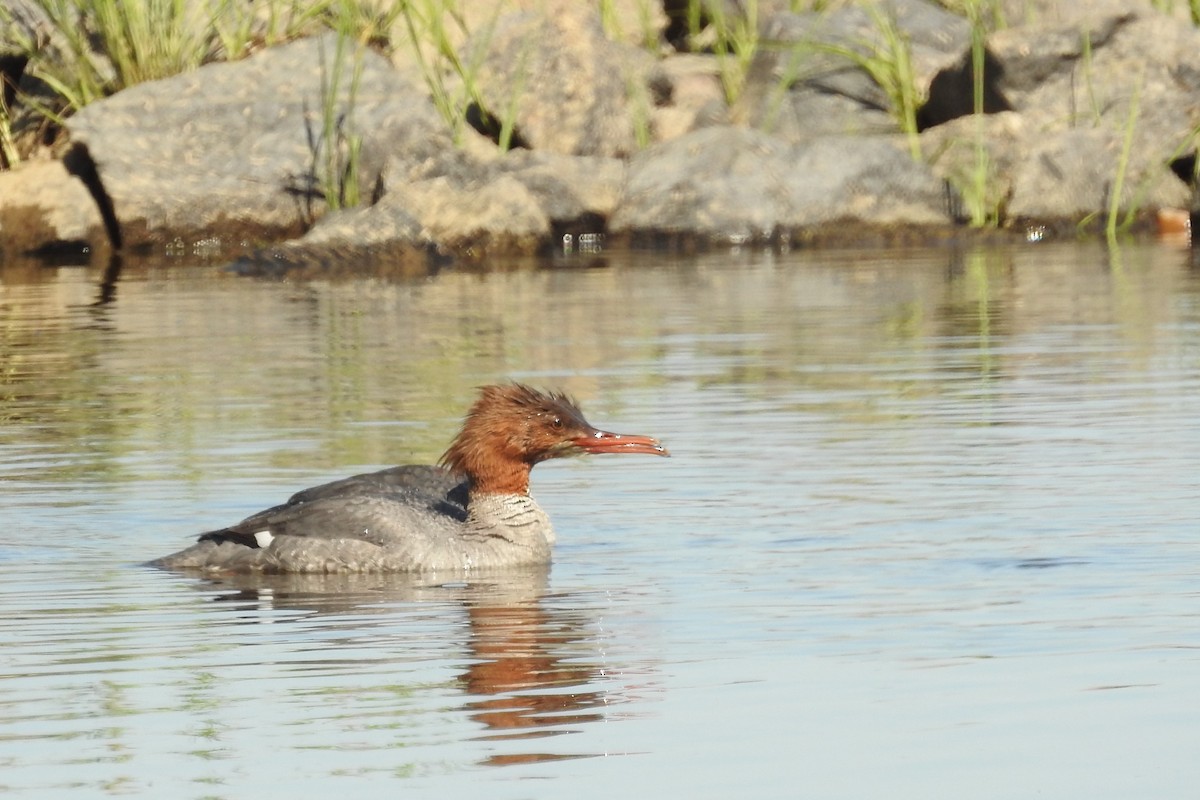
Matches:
[[149, 465, 554, 574], [151, 466, 473, 573], [286, 465, 468, 511]]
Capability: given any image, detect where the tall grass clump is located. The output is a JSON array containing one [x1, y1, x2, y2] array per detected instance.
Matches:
[[308, 0, 418, 208], [317, 0, 406, 50], [91, 0, 209, 84], [8, 0, 396, 124], [857, 4, 922, 159], [0, 79, 17, 167], [918, 0, 1003, 228], [790, 3, 923, 159], [210, 0, 322, 60], [599, 0, 662, 50], [400, 1, 479, 143], [1148, 0, 1200, 26], [960, 0, 1001, 227], [674, 0, 762, 104], [398, 0, 523, 150], [1104, 66, 1145, 243], [18, 0, 212, 117], [312, 25, 365, 211], [706, 0, 760, 105]]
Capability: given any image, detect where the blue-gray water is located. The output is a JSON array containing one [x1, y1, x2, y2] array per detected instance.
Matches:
[[2, 243, 1198, 798]]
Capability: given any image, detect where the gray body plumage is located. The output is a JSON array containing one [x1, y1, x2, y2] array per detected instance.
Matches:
[[150, 466, 554, 574]]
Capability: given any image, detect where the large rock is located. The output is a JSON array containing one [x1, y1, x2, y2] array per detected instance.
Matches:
[[379, 145, 624, 252], [497, 150, 626, 225], [0, 160, 104, 257], [920, 2, 1197, 226], [65, 33, 452, 251], [385, 169, 550, 256], [740, 0, 970, 143], [995, 0, 1161, 27], [235, 146, 626, 274], [610, 125, 953, 244], [612, 127, 796, 242], [645, 54, 727, 143], [467, 4, 648, 157], [990, 8, 1200, 149], [920, 111, 1025, 224], [786, 135, 954, 229], [1007, 127, 1190, 225], [229, 202, 433, 279]]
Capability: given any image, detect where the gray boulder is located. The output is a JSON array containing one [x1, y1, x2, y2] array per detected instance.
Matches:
[[741, 0, 970, 143], [612, 126, 796, 243], [494, 150, 626, 230], [0, 160, 103, 257], [920, 2, 1196, 226], [611, 125, 953, 244], [1008, 127, 1190, 225], [995, 0, 1161, 28], [229, 202, 432, 279], [467, 5, 648, 157], [920, 111, 1025, 225], [645, 54, 727, 142], [785, 135, 954, 230], [65, 34, 452, 251], [384, 165, 551, 256], [235, 145, 626, 274]]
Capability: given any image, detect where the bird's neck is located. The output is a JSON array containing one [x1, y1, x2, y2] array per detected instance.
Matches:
[[462, 460, 532, 496]]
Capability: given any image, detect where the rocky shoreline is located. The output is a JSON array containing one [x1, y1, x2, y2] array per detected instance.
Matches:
[[1, 0, 1198, 275]]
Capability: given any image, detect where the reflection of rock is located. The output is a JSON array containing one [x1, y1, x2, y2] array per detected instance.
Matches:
[[188, 568, 649, 765]]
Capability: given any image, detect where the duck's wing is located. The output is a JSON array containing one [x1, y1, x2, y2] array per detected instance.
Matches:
[[196, 467, 469, 550]]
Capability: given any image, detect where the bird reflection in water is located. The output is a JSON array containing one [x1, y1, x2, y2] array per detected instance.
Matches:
[[189, 568, 655, 767], [460, 597, 607, 766]]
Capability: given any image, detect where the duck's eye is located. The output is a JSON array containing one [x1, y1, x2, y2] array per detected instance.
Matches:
[[551, 416, 563, 429]]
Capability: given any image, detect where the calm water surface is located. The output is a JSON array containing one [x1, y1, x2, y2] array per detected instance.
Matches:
[[1, 243, 1198, 798]]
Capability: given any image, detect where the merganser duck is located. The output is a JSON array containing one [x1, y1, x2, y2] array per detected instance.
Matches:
[[151, 384, 668, 574]]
